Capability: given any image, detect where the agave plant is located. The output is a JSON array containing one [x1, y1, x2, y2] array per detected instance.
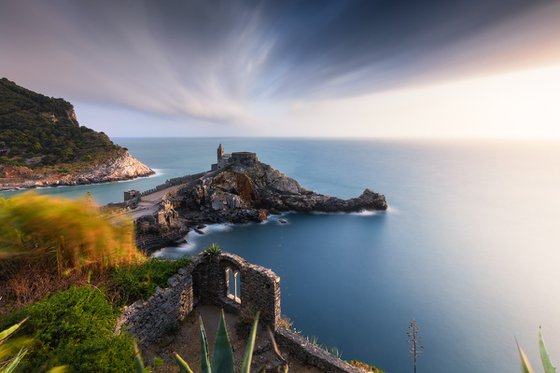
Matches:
[[0, 318, 30, 373], [174, 310, 259, 373], [203, 243, 222, 258], [517, 328, 556, 373]]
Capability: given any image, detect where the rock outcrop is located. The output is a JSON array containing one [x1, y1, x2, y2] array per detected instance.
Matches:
[[0, 151, 154, 190], [174, 155, 387, 224]]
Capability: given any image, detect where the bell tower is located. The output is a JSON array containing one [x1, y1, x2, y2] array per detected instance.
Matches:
[[217, 144, 224, 161]]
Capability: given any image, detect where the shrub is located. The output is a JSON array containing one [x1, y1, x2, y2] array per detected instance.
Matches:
[[0, 193, 145, 275], [111, 257, 192, 304], [0, 286, 135, 372]]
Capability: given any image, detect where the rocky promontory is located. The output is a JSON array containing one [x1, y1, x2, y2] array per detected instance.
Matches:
[[134, 147, 387, 252], [0, 77, 154, 190], [176, 156, 387, 224]]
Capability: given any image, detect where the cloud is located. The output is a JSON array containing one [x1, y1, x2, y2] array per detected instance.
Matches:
[[1, 0, 559, 135]]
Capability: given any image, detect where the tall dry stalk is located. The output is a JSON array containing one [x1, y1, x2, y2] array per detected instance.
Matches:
[[407, 319, 423, 373]]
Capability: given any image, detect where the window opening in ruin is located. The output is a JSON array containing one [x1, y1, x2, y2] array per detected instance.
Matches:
[[225, 267, 241, 303]]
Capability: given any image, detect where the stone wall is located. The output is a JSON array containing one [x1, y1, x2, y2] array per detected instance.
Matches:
[[230, 152, 258, 166], [115, 267, 194, 346], [115, 252, 360, 372], [275, 328, 362, 373]]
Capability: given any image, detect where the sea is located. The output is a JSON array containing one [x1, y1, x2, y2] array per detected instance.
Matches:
[[3, 137, 560, 372]]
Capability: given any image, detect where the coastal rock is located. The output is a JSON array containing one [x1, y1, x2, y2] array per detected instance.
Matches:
[[174, 157, 387, 225], [0, 151, 154, 190]]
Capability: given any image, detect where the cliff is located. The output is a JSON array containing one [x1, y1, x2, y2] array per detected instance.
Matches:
[[0, 78, 154, 189]]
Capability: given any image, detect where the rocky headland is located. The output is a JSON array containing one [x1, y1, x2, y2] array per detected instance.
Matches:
[[0, 77, 154, 190], [134, 146, 387, 252]]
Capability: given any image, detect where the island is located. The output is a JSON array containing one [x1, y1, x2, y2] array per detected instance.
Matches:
[[0, 78, 153, 190], [125, 145, 388, 253]]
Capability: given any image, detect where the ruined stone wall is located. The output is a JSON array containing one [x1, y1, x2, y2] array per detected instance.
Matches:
[[190, 253, 281, 329], [116, 252, 359, 372], [275, 328, 362, 373], [116, 253, 280, 345], [115, 267, 194, 346]]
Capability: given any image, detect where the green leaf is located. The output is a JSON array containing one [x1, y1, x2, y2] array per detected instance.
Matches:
[[211, 310, 234, 373], [174, 353, 194, 373], [517, 338, 535, 373], [133, 341, 147, 373], [47, 366, 70, 373], [199, 315, 211, 373], [0, 318, 28, 343], [241, 312, 260, 373], [2, 348, 27, 373], [539, 328, 556, 373]]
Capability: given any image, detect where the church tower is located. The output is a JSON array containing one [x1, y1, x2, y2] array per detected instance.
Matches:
[[217, 144, 224, 161]]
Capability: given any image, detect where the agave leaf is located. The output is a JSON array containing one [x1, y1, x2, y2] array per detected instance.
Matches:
[[211, 310, 234, 373], [0, 318, 28, 344], [517, 338, 535, 373], [539, 328, 556, 373], [174, 353, 194, 373], [47, 366, 70, 373], [133, 341, 146, 373], [241, 312, 260, 373], [2, 348, 27, 373], [199, 315, 211, 373]]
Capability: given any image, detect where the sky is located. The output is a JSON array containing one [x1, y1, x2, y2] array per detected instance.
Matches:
[[1, 0, 560, 138]]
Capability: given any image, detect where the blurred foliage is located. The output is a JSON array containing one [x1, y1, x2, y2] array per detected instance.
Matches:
[[0, 78, 123, 167], [111, 257, 192, 305], [0, 286, 135, 372], [0, 193, 145, 274]]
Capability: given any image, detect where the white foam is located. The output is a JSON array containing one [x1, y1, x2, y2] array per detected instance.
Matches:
[[348, 210, 379, 216], [387, 206, 399, 214]]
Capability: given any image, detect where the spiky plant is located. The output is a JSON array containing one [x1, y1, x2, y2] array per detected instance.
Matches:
[[203, 243, 223, 258], [174, 310, 259, 373], [0, 318, 30, 373], [517, 327, 556, 373]]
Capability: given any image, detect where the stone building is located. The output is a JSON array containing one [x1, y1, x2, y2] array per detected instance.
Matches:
[[211, 144, 258, 171]]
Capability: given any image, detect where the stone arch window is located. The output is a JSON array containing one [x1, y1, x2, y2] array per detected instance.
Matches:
[[225, 267, 241, 303]]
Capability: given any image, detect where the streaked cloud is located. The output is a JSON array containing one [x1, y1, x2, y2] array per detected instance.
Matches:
[[1, 0, 559, 136]]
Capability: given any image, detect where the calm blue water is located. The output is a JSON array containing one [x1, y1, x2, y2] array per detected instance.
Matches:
[[4, 138, 560, 372]]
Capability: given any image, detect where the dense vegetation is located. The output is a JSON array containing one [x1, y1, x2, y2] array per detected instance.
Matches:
[[1, 287, 136, 372], [0, 77, 123, 167]]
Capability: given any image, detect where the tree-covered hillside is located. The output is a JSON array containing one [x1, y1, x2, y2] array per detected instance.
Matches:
[[0, 78, 124, 167]]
